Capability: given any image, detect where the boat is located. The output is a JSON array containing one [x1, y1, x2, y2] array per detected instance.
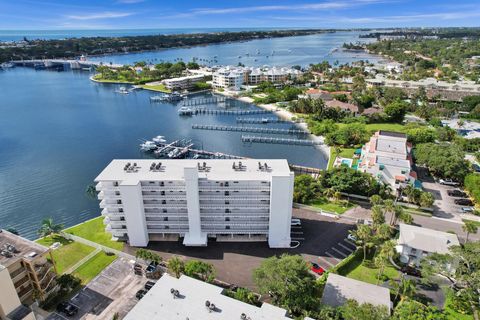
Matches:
[[117, 86, 129, 94], [150, 95, 167, 101], [152, 135, 166, 143], [261, 118, 269, 123], [140, 141, 157, 151], [0, 62, 15, 69], [178, 107, 193, 116]]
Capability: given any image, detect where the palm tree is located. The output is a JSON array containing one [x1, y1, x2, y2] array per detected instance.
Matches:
[[85, 184, 98, 200], [392, 277, 417, 301], [371, 205, 385, 226], [390, 205, 404, 226], [374, 240, 396, 284], [333, 191, 342, 203], [369, 195, 383, 206], [462, 221, 478, 243], [323, 188, 336, 200], [384, 199, 395, 223], [398, 211, 413, 225], [168, 256, 185, 278], [38, 217, 63, 238], [354, 224, 374, 261]]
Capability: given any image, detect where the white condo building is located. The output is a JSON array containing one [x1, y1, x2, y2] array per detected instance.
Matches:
[[95, 159, 294, 248]]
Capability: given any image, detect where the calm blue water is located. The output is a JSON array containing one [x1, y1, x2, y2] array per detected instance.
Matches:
[[0, 31, 378, 239], [90, 32, 378, 67], [0, 28, 309, 42]]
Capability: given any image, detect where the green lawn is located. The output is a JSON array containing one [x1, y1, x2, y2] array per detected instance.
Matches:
[[73, 251, 117, 284], [36, 235, 96, 274], [140, 84, 171, 93], [462, 219, 480, 227], [65, 217, 124, 251], [337, 253, 399, 285], [337, 122, 407, 133], [309, 197, 357, 214], [328, 147, 357, 170], [92, 76, 133, 84]]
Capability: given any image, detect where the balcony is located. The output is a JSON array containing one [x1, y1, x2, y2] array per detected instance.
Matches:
[[10, 266, 27, 281], [14, 275, 31, 289], [17, 285, 33, 300], [141, 185, 186, 191], [199, 196, 270, 201], [99, 200, 123, 208], [200, 205, 270, 209]]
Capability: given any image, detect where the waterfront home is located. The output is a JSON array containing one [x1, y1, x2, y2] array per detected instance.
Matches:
[[396, 224, 459, 266], [212, 66, 245, 91], [162, 74, 205, 91], [95, 159, 294, 248], [357, 131, 417, 192], [124, 273, 293, 320], [321, 274, 391, 312], [325, 99, 359, 115], [0, 230, 57, 306]]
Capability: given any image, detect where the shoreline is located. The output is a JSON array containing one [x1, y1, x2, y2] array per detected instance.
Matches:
[[215, 90, 330, 165]]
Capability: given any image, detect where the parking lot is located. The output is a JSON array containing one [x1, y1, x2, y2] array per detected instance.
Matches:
[[124, 207, 356, 290], [47, 257, 146, 320]]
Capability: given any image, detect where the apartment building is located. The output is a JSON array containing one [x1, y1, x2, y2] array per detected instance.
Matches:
[[357, 131, 416, 192], [95, 159, 294, 248], [212, 66, 301, 90], [0, 230, 56, 306], [162, 74, 205, 91]]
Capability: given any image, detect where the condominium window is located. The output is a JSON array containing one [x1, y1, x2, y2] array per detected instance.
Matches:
[[117, 200, 122, 204], [115, 191, 120, 196]]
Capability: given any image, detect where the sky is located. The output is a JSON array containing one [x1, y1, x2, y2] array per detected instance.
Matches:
[[0, 0, 479, 30]]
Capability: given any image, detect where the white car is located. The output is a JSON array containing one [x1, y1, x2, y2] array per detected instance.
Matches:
[[439, 178, 460, 186], [291, 218, 301, 226], [347, 234, 357, 242], [461, 207, 475, 213]]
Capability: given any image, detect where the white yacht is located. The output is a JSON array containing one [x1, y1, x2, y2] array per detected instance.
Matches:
[[117, 86, 129, 94], [178, 107, 193, 116], [140, 141, 157, 151], [152, 135, 166, 143]]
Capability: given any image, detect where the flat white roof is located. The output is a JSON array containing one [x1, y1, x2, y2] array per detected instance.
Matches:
[[376, 156, 411, 168], [95, 159, 292, 183], [376, 138, 407, 155], [124, 274, 291, 320], [398, 224, 460, 254], [321, 274, 391, 311]]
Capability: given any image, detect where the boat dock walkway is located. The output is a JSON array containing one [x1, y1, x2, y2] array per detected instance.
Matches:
[[192, 124, 308, 135], [182, 96, 227, 106], [236, 117, 289, 124], [241, 135, 322, 146], [184, 108, 272, 116]]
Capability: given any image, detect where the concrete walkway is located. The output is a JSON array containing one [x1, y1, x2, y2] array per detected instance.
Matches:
[[64, 248, 101, 274]]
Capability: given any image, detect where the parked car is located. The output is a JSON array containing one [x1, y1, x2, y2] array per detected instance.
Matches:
[[144, 281, 156, 291], [401, 266, 421, 277], [347, 234, 357, 242], [439, 178, 459, 186], [310, 262, 325, 275], [461, 207, 475, 213], [454, 198, 474, 206], [291, 218, 301, 226], [56, 302, 79, 317], [447, 189, 468, 198], [135, 289, 147, 300]]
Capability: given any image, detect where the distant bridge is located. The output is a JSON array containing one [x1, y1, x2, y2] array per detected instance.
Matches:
[[10, 59, 123, 70]]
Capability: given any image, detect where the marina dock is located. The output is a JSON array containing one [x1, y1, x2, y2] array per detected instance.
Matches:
[[192, 124, 308, 135], [182, 96, 227, 106], [236, 117, 289, 124], [180, 107, 272, 116], [241, 135, 322, 146]]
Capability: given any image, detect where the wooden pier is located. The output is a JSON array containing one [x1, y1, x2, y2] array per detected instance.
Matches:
[[182, 96, 227, 106], [241, 135, 322, 146], [236, 117, 288, 124], [192, 124, 307, 135], [187, 108, 272, 116]]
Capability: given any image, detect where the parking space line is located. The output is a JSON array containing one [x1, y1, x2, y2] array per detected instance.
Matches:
[[80, 290, 93, 299], [98, 273, 117, 283], [318, 257, 335, 268], [53, 312, 69, 320], [325, 251, 340, 262], [344, 238, 356, 246], [338, 242, 354, 253], [291, 231, 304, 234], [331, 247, 348, 258], [291, 237, 305, 240]]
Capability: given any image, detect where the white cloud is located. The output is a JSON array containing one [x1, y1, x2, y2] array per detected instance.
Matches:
[[66, 11, 134, 20]]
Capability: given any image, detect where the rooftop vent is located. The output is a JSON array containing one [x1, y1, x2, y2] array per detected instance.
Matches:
[[198, 162, 210, 172], [232, 161, 246, 171], [170, 288, 180, 299], [240, 313, 252, 320], [2, 243, 18, 253], [150, 162, 164, 172], [124, 162, 139, 173], [0, 250, 13, 258], [258, 161, 271, 172], [205, 300, 217, 312]]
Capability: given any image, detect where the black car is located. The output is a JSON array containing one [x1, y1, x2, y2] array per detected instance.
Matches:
[[401, 266, 421, 277], [135, 289, 147, 300], [454, 198, 474, 206], [144, 281, 156, 291], [57, 302, 79, 317], [447, 190, 468, 198]]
